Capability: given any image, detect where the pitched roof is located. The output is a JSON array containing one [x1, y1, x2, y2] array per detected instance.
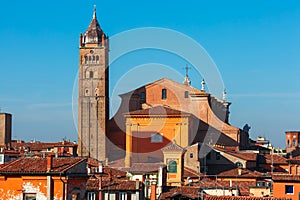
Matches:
[[264, 154, 287, 165], [217, 168, 263, 178], [205, 196, 290, 200], [213, 146, 257, 161], [124, 105, 191, 117], [83, 8, 105, 44], [126, 162, 166, 173], [87, 177, 142, 191], [161, 142, 184, 152], [120, 78, 208, 97], [272, 174, 300, 182], [183, 167, 201, 179], [0, 157, 85, 174], [10, 140, 77, 151], [159, 186, 200, 200]]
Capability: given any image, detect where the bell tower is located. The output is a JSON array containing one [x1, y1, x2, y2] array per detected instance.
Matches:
[[78, 6, 109, 162]]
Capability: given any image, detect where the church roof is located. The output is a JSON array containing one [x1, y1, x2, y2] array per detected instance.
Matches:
[[83, 7, 105, 44], [124, 105, 191, 117], [119, 78, 209, 97]]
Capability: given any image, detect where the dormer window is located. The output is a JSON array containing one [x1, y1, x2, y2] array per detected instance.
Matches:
[[162, 89, 167, 99]]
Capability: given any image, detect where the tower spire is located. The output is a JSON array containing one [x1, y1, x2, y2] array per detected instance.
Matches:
[[93, 5, 97, 19]]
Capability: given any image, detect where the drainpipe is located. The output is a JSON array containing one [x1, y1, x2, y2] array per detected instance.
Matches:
[[60, 173, 66, 200]]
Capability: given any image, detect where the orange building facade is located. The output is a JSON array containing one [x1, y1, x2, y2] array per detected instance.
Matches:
[[108, 78, 249, 165], [0, 157, 88, 199]]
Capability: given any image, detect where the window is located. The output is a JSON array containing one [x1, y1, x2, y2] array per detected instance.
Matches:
[[235, 162, 243, 167], [119, 192, 126, 200], [184, 91, 189, 98], [190, 153, 193, 158], [162, 89, 167, 99], [168, 160, 177, 173], [88, 192, 96, 200], [23, 194, 36, 200], [216, 152, 221, 160], [96, 55, 99, 63], [140, 92, 145, 100], [292, 139, 296, 147], [285, 185, 294, 194], [89, 71, 94, 78], [151, 133, 163, 143], [287, 140, 290, 147], [84, 56, 88, 64]]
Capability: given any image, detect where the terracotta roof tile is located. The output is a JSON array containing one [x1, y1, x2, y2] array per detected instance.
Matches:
[[159, 186, 200, 199], [183, 167, 201, 178], [213, 146, 257, 161], [0, 157, 85, 174], [264, 154, 287, 165], [205, 196, 291, 200], [217, 168, 263, 178], [272, 174, 300, 182], [87, 177, 141, 191], [125, 163, 166, 173]]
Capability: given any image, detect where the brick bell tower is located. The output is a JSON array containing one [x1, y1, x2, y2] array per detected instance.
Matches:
[[78, 6, 109, 162]]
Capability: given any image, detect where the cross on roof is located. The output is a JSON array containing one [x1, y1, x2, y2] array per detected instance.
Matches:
[[183, 64, 191, 76]]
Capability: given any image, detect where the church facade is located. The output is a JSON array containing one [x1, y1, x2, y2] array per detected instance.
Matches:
[[78, 9, 249, 164]]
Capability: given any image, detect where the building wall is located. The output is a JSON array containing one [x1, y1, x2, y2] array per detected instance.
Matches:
[[125, 115, 189, 165], [285, 131, 300, 154], [0, 113, 12, 146], [273, 181, 300, 200], [0, 175, 87, 200], [78, 35, 109, 162], [184, 144, 200, 172], [249, 187, 271, 197]]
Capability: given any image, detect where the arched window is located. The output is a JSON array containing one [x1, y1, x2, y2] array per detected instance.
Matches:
[[162, 89, 167, 99], [287, 140, 290, 147], [96, 55, 99, 63], [92, 56, 95, 63], [89, 71, 94, 78], [168, 160, 177, 173], [84, 56, 88, 64]]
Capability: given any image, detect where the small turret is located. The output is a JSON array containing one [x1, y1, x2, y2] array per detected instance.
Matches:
[[201, 79, 205, 92]]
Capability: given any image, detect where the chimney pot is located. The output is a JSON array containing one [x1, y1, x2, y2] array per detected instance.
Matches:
[[47, 155, 53, 172]]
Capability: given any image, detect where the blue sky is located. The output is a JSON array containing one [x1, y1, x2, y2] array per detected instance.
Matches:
[[0, 0, 299, 147]]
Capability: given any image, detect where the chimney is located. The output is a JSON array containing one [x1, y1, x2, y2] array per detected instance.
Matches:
[[150, 183, 157, 200], [136, 179, 140, 190], [47, 155, 53, 172], [238, 168, 242, 176]]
